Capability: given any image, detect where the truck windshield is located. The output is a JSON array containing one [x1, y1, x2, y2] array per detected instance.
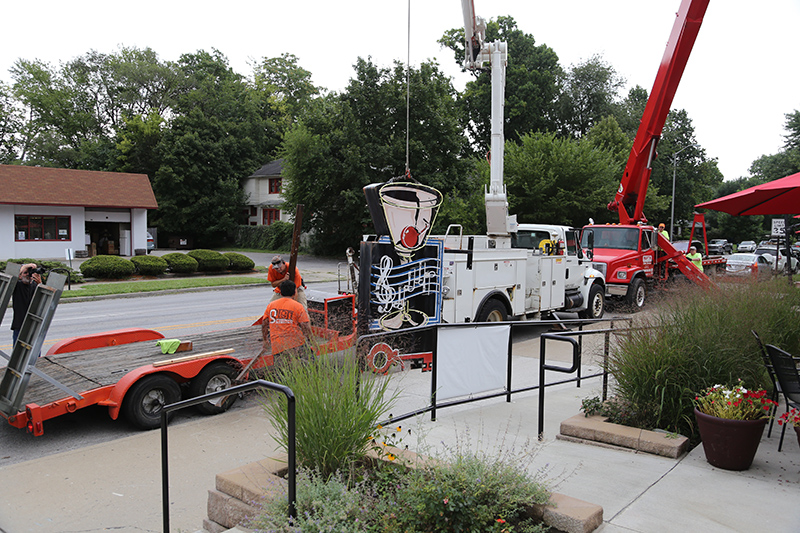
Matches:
[[581, 227, 640, 251]]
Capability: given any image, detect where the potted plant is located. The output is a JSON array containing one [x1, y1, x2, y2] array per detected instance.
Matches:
[[694, 380, 778, 470], [778, 408, 800, 449]]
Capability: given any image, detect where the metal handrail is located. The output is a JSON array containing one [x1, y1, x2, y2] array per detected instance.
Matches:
[[160, 380, 296, 532]]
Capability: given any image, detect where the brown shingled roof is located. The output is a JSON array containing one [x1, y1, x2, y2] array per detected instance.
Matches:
[[0, 165, 158, 209]]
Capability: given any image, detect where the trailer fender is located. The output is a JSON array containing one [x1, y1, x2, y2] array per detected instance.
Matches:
[[104, 357, 243, 420], [46, 328, 165, 355]]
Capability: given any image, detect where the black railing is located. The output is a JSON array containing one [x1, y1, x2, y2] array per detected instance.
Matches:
[[160, 380, 296, 532], [364, 318, 628, 434]]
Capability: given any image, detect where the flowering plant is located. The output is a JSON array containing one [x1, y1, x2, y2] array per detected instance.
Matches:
[[778, 408, 800, 428], [694, 380, 778, 420]]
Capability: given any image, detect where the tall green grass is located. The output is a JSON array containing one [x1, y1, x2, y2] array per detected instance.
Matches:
[[609, 280, 800, 440], [262, 352, 398, 479]]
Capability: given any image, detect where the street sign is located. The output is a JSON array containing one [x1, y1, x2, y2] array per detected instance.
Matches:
[[772, 218, 785, 236]]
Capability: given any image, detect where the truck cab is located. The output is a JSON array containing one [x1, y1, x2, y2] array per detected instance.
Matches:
[[581, 224, 657, 309]]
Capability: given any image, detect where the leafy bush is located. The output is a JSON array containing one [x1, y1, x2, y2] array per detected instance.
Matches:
[[187, 249, 228, 272], [234, 221, 294, 251], [608, 280, 800, 440], [79, 255, 136, 279], [161, 252, 198, 274], [223, 252, 255, 271], [1, 258, 83, 283], [251, 440, 550, 532], [130, 255, 168, 276], [262, 352, 397, 479]]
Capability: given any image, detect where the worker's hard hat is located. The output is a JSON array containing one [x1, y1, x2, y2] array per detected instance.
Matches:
[[658, 223, 665, 228]]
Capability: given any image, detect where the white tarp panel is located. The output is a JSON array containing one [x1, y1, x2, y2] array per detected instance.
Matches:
[[436, 324, 510, 401]]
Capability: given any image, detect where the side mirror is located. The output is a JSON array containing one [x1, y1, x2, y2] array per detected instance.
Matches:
[[582, 229, 594, 261]]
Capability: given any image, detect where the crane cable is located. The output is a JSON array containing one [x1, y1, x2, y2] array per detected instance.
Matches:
[[404, 0, 411, 179]]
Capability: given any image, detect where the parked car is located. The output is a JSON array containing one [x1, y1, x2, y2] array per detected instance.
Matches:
[[724, 253, 773, 279], [753, 246, 798, 272], [146, 232, 155, 252], [707, 239, 733, 255], [737, 240, 757, 253]]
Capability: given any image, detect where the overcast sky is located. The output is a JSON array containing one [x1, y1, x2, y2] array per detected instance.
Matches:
[[2, 0, 799, 182]]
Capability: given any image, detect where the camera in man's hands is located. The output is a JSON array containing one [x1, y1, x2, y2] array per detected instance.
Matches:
[[29, 266, 47, 276]]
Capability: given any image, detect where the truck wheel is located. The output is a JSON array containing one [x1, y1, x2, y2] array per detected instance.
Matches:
[[578, 284, 605, 319], [123, 374, 181, 430], [189, 362, 239, 415], [476, 299, 507, 322], [625, 278, 646, 311]]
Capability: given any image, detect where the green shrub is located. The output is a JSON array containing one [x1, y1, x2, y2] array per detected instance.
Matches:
[[234, 221, 294, 251], [187, 249, 228, 272], [262, 352, 397, 479], [608, 280, 800, 440], [130, 255, 168, 276], [161, 252, 198, 274], [1, 258, 83, 284], [79, 255, 136, 279], [251, 439, 550, 532], [223, 252, 255, 271]]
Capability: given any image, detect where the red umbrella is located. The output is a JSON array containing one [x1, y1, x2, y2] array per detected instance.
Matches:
[[695, 171, 800, 216]]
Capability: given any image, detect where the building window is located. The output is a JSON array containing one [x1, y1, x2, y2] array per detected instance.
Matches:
[[15, 215, 71, 241], [269, 178, 282, 194], [263, 209, 280, 226], [250, 206, 258, 216]]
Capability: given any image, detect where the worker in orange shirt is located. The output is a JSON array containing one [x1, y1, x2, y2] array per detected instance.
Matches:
[[267, 255, 306, 308], [262, 280, 316, 362]]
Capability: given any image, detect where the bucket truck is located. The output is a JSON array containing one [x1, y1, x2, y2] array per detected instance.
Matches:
[[581, 0, 722, 310]]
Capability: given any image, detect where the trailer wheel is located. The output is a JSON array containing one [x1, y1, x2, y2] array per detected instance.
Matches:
[[189, 362, 239, 415], [578, 284, 605, 319], [476, 299, 507, 322], [123, 374, 181, 430], [625, 277, 646, 311]]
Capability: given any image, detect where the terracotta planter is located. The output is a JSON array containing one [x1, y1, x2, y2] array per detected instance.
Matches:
[[694, 408, 767, 471]]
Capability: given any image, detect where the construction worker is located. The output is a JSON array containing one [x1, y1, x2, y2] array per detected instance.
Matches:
[[261, 280, 316, 362], [267, 255, 306, 308], [658, 223, 670, 242], [686, 245, 703, 272]]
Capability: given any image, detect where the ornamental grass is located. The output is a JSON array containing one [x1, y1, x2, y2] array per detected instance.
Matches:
[[606, 279, 800, 440]]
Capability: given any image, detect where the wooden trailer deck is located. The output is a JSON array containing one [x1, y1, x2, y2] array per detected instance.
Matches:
[[22, 326, 263, 407]]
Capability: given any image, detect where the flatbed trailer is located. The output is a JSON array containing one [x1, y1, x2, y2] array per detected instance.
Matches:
[[0, 263, 356, 436]]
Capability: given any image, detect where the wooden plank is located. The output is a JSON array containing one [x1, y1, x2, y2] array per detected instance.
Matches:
[[152, 349, 235, 367]]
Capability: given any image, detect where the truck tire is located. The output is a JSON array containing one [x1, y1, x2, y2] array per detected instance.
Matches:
[[189, 362, 239, 415], [625, 277, 646, 311], [476, 299, 507, 322], [123, 374, 181, 430], [578, 284, 605, 319]]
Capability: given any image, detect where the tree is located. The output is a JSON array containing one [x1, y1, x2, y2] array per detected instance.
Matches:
[[281, 58, 470, 255], [152, 50, 281, 245], [0, 81, 22, 163], [252, 53, 321, 129], [439, 16, 561, 152], [556, 54, 625, 138], [504, 131, 622, 226]]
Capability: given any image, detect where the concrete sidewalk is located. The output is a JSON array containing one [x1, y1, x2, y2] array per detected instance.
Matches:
[[1, 343, 798, 532]]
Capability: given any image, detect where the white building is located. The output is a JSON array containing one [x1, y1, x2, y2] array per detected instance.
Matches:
[[0, 165, 158, 259], [242, 159, 289, 226]]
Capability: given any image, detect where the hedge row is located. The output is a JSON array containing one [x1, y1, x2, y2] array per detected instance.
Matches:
[[79, 251, 256, 279], [0, 258, 84, 283], [234, 222, 293, 251]]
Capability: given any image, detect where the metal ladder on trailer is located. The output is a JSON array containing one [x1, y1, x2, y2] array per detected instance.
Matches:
[[0, 265, 70, 418]]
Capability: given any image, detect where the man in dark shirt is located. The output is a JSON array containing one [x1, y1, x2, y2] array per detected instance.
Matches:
[[11, 263, 42, 346]]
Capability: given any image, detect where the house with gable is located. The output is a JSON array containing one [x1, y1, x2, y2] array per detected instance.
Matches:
[[242, 159, 290, 226], [0, 165, 158, 259]]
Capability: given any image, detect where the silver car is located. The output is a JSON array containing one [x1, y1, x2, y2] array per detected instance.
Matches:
[[725, 253, 772, 279], [753, 247, 798, 272], [737, 241, 756, 253]]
